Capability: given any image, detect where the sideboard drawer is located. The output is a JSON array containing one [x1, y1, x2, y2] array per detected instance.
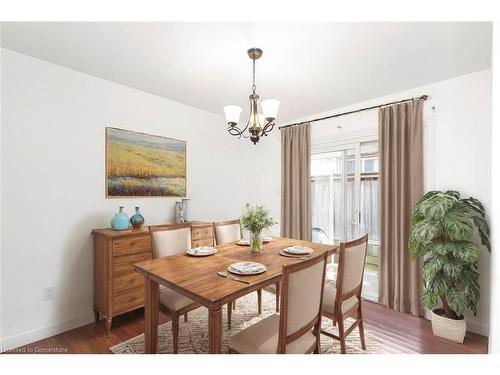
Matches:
[[113, 272, 145, 294], [192, 225, 213, 241], [192, 238, 214, 248], [113, 251, 152, 276], [113, 287, 144, 314], [113, 235, 151, 256]]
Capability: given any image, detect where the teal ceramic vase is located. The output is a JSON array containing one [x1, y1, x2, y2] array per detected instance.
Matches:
[[111, 206, 130, 231], [130, 207, 145, 228]]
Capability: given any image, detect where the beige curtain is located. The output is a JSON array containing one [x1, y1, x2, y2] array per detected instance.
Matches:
[[378, 99, 424, 316], [281, 123, 312, 241]]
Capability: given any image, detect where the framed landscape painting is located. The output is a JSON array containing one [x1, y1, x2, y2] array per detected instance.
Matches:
[[106, 127, 187, 197]]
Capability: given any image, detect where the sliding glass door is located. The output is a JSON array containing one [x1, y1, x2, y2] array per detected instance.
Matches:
[[311, 140, 379, 301]]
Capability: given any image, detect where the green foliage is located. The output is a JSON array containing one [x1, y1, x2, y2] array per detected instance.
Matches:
[[414, 192, 456, 220], [472, 216, 491, 252], [409, 190, 490, 318], [240, 204, 276, 234], [461, 197, 485, 217]]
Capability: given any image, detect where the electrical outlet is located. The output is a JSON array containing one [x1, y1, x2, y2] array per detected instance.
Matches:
[[43, 286, 55, 301]]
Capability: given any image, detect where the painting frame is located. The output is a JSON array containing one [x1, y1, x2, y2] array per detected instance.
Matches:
[[105, 127, 187, 198]]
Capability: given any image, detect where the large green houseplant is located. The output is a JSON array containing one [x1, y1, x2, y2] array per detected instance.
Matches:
[[409, 190, 490, 343]]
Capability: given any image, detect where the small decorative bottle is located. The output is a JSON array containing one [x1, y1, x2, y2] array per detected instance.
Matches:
[[111, 206, 130, 231], [130, 207, 145, 229], [175, 201, 185, 223]]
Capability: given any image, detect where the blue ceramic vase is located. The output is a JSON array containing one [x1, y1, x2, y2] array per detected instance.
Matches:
[[130, 207, 145, 228], [111, 206, 130, 231]]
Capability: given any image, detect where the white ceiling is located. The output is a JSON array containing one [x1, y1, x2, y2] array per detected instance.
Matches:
[[0, 22, 492, 123]]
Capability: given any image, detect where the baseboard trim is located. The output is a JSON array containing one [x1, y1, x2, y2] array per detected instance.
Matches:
[[0, 313, 95, 352], [467, 320, 490, 337]]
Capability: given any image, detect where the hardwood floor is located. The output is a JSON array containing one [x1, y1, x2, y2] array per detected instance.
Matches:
[[5, 300, 488, 354]]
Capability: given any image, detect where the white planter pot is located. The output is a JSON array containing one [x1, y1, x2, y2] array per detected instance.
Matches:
[[430, 309, 466, 344]]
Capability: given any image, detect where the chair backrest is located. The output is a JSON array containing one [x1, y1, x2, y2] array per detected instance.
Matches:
[[336, 234, 368, 300], [277, 252, 328, 353], [149, 223, 192, 258], [213, 219, 242, 245]]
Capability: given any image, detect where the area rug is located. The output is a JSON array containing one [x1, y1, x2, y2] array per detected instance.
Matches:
[[110, 291, 414, 354]]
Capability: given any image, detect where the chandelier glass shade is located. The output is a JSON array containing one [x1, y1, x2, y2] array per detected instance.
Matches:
[[223, 48, 280, 144]]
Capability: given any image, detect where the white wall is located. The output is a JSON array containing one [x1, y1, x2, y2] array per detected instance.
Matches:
[[1, 47, 491, 349], [488, 26, 499, 354], [292, 70, 492, 336], [0, 48, 280, 350], [0, 27, 3, 349]]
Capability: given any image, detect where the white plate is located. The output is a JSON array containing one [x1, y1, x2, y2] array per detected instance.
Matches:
[[262, 236, 272, 243], [279, 250, 311, 258], [283, 246, 313, 255], [228, 262, 267, 275], [186, 246, 218, 257]]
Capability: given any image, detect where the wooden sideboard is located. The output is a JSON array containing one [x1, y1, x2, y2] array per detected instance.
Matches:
[[92, 221, 214, 336]]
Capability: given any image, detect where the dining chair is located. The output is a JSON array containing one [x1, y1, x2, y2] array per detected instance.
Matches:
[[228, 252, 328, 354], [149, 223, 201, 354], [320, 234, 368, 354], [213, 219, 243, 245], [213, 219, 279, 329]]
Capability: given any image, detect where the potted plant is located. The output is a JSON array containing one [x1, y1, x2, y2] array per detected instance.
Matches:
[[409, 190, 490, 343], [240, 204, 276, 252]]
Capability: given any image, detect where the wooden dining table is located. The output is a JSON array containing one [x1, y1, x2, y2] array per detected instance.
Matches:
[[134, 236, 338, 354]]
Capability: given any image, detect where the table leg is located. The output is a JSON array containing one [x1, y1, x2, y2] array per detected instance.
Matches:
[[208, 305, 223, 354], [144, 276, 159, 354]]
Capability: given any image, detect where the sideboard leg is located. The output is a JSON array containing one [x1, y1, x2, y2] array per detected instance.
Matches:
[[93, 309, 100, 323], [105, 317, 112, 337]]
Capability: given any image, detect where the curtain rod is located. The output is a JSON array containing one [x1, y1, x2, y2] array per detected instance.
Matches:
[[278, 95, 428, 130]]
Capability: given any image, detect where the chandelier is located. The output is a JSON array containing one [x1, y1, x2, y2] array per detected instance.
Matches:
[[223, 48, 280, 145]]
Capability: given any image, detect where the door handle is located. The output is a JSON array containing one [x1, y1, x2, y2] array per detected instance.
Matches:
[[351, 211, 361, 225]]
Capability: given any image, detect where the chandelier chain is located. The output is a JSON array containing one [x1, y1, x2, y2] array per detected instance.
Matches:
[[252, 59, 256, 93]]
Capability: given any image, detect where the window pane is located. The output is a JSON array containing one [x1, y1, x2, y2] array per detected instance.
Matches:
[[346, 160, 354, 174], [311, 178, 330, 242]]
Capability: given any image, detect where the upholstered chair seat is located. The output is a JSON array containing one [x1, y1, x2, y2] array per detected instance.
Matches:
[[263, 283, 276, 292], [229, 252, 328, 354], [159, 287, 195, 311], [322, 283, 359, 315], [228, 314, 317, 354]]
